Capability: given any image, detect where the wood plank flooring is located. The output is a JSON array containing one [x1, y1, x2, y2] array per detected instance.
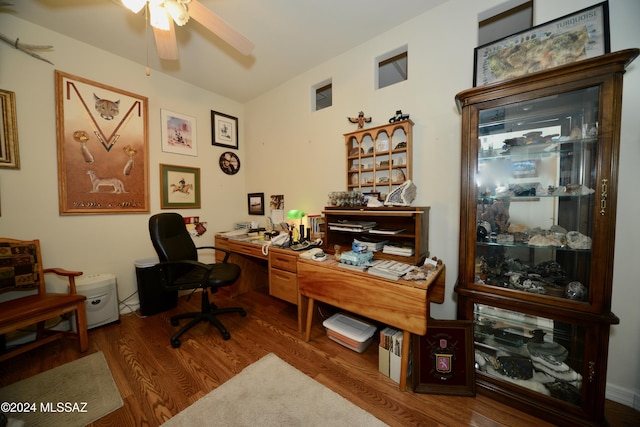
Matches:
[[1, 287, 638, 426]]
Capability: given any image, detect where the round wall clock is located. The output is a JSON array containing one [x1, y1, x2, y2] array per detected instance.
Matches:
[[219, 152, 240, 175]]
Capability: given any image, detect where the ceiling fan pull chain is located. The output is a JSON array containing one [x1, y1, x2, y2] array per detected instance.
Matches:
[[145, 2, 151, 76]]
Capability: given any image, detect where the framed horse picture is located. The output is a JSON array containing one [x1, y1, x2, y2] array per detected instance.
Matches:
[[160, 164, 201, 209], [55, 70, 149, 214]]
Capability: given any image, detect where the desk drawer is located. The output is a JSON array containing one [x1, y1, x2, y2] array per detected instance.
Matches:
[[215, 236, 231, 262], [269, 251, 297, 272], [269, 269, 297, 304], [229, 241, 265, 259]]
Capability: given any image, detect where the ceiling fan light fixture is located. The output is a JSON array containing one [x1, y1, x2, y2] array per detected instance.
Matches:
[[122, 0, 146, 14], [149, 3, 171, 31], [164, 0, 190, 26]]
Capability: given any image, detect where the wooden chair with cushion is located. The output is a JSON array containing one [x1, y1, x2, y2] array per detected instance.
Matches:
[[0, 238, 88, 362]]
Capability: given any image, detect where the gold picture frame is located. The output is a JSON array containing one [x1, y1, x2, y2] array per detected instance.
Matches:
[[55, 70, 149, 214], [0, 89, 20, 169]]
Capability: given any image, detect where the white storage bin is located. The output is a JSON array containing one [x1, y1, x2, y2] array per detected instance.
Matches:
[[323, 313, 376, 353], [73, 273, 119, 330]]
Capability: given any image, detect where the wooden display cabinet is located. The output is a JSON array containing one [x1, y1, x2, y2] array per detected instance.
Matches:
[[345, 119, 413, 200], [322, 206, 428, 265], [454, 49, 638, 426]]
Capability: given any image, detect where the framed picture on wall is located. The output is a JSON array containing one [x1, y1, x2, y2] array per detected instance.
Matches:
[[0, 89, 20, 169], [211, 110, 238, 149], [161, 109, 197, 156], [55, 70, 149, 214], [160, 164, 201, 209], [473, 1, 610, 86], [247, 192, 264, 215]]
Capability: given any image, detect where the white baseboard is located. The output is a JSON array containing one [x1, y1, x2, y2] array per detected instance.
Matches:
[[606, 383, 640, 411]]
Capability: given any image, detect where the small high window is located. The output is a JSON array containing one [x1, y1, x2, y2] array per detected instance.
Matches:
[[312, 80, 332, 111], [376, 46, 408, 90], [478, 0, 533, 45]]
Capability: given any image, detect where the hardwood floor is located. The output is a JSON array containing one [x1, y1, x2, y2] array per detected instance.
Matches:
[[1, 287, 638, 426]]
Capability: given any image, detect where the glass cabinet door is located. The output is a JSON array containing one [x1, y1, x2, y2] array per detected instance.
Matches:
[[473, 303, 587, 407], [473, 86, 602, 309]]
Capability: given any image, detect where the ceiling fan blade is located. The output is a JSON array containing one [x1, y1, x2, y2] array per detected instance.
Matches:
[[188, 0, 254, 56], [153, 19, 179, 60]]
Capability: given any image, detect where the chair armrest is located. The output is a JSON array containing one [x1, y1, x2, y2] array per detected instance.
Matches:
[[156, 259, 213, 271], [196, 245, 232, 263], [43, 268, 83, 294]]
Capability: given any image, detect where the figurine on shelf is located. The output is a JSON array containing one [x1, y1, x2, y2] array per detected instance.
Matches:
[[348, 111, 372, 129], [388, 110, 410, 123]]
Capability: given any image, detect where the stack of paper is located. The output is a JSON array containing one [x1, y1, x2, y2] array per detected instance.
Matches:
[[382, 243, 414, 256], [328, 220, 377, 232], [369, 228, 406, 235]]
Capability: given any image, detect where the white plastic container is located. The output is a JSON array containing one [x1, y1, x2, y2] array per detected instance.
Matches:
[[74, 273, 119, 330], [323, 313, 376, 353]]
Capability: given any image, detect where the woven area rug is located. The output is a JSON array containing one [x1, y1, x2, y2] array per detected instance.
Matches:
[[0, 351, 123, 427], [162, 353, 388, 426]]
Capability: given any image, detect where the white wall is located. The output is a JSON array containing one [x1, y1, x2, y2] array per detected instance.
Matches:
[[0, 15, 248, 309], [1, 0, 638, 410], [244, 0, 640, 409]]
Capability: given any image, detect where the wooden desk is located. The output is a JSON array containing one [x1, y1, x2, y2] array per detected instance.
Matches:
[[215, 235, 300, 302], [214, 235, 268, 297], [297, 258, 445, 391]]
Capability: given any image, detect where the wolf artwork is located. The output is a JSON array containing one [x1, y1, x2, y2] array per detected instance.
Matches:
[[86, 170, 127, 193]]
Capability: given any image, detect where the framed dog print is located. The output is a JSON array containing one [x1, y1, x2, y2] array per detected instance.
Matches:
[[160, 164, 201, 209], [55, 70, 149, 214], [211, 110, 238, 149]]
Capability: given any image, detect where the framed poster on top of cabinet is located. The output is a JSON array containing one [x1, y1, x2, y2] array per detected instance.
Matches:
[[473, 1, 610, 86]]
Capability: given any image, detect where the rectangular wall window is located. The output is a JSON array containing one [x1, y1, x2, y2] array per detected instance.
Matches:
[[478, 0, 533, 45], [376, 45, 408, 90], [312, 79, 332, 111]]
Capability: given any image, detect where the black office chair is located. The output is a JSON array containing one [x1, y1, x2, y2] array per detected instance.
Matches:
[[148, 213, 246, 348]]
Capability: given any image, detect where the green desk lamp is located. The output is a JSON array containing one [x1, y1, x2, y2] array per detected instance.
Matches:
[[287, 209, 306, 243]]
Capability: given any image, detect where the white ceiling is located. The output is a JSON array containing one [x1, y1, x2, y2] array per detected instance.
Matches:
[[4, 0, 448, 103]]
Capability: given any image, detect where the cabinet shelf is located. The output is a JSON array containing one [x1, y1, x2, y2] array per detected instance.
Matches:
[[455, 49, 639, 427], [476, 241, 591, 253], [478, 193, 593, 200], [479, 138, 596, 160]]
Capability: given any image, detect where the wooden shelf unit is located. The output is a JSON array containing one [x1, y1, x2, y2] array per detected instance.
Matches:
[[345, 119, 413, 200], [322, 206, 429, 265]]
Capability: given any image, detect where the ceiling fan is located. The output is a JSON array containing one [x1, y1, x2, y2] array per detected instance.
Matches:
[[121, 0, 254, 60]]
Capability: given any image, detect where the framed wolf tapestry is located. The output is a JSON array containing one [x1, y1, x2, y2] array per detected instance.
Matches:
[[55, 71, 149, 214]]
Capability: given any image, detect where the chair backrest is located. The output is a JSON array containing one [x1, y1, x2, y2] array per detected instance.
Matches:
[[0, 238, 46, 295], [149, 213, 199, 281]]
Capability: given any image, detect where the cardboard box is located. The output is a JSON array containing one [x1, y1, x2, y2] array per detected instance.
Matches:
[[323, 313, 376, 353]]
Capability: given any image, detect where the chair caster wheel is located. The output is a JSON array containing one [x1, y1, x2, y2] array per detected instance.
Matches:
[[171, 319, 179, 326], [171, 338, 181, 348], [240, 310, 247, 317]]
